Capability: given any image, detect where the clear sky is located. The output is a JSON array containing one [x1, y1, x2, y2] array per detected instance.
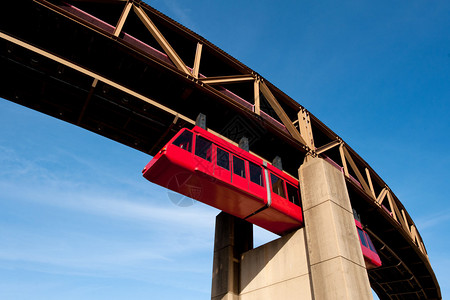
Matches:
[[0, 0, 449, 299]]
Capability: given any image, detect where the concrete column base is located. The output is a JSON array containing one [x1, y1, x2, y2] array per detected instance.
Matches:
[[240, 228, 312, 300]]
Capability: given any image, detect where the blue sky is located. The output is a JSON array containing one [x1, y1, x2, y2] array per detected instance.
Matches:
[[1, 0, 449, 299]]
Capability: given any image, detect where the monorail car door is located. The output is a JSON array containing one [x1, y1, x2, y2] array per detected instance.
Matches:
[[231, 155, 249, 191], [214, 146, 231, 182], [193, 135, 214, 176]]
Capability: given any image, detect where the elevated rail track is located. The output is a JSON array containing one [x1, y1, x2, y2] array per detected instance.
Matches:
[[0, 1, 441, 298]]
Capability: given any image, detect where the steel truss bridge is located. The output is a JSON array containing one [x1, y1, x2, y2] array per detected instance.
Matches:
[[0, 1, 441, 299]]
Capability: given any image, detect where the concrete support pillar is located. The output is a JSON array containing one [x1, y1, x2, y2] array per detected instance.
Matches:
[[240, 228, 312, 300], [211, 212, 253, 300], [299, 157, 373, 300]]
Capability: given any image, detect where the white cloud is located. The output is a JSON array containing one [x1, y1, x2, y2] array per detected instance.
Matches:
[[0, 143, 217, 288], [2, 181, 216, 230], [415, 210, 450, 231], [161, 0, 197, 31], [0, 144, 217, 230]]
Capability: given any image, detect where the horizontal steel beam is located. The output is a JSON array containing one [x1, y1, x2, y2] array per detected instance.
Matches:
[[201, 74, 254, 85], [0, 31, 195, 125]]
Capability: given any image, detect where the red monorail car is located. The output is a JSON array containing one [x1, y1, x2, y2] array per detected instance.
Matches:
[[143, 126, 303, 235], [142, 126, 381, 268], [356, 219, 382, 269]]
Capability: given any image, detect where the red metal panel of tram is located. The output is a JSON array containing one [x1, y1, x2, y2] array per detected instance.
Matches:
[[355, 219, 382, 268]]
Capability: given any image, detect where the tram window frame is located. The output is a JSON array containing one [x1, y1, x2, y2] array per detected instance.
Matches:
[[270, 173, 286, 198], [366, 233, 376, 252], [249, 162, 263, 186], [195, 135, 213, 162], [286, 183, 300, 206], [216, 147, 230, 170], [233, 156, 246, 178], [357, 228, 369, 248], [172, 130, 193, 152]]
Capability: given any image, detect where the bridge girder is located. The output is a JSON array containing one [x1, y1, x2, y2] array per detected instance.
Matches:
[[0, 1, 440, 298]]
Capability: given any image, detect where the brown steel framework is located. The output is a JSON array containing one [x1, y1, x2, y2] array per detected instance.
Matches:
[[0, 1, 441, 299]]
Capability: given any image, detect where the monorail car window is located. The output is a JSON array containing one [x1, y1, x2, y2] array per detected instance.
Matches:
[[270, 173, 286, 198], [286, 183, 300, 206], [233, 156, 246, 178], [195, 135, 212, 162], [366, 233, 376, 252], [357, 228, 369, 248], [217, 148, 230, 170], [249, 162, 263, 186], [172, 130, 193, 152]]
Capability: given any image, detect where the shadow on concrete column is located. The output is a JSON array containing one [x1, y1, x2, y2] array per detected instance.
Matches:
[[211, 212, 253, 300]]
